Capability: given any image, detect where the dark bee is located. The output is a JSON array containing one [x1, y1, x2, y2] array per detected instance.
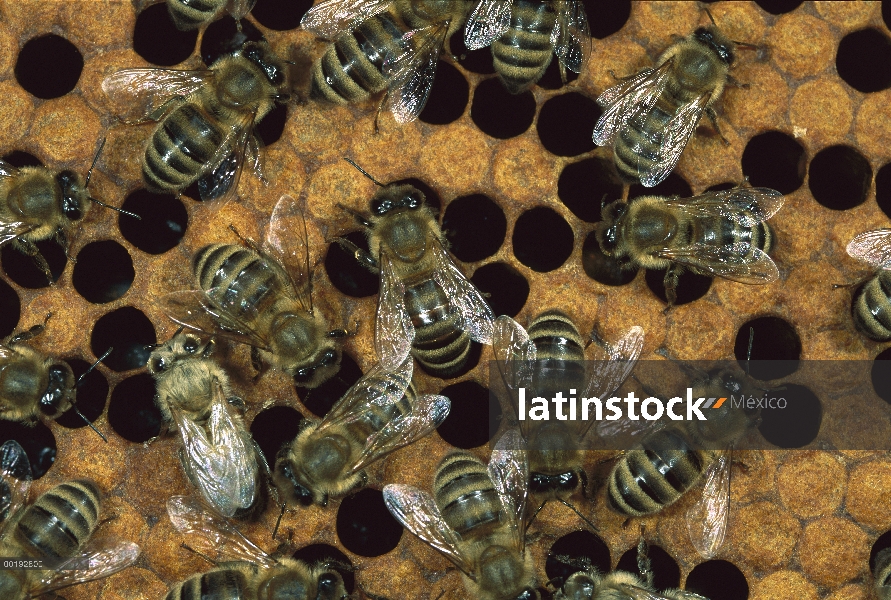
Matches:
[[557, 569, 708, 600], [166, 0, 256, 31], [875, 546, 891, 600], [841, 229, 891, 341]]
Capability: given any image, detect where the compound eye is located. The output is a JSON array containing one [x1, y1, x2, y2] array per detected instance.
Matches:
[[318, 574, 339, 591], [403, 191, 422, 208], [371, 198, 393, 215], [320, 349, 336, 366], [293, 367, 315, 384], [183, 338, 199, 354], [243, 45, 261, 61], [151, 357, 165, 373], [604, 225, 618, 247], [63, 203, 82, 221]]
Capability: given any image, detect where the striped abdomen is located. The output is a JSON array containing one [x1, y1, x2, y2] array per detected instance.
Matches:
[[14, 480, 100, 561], [342, 375, 415, 447], [166, 0, 225, 30], [527, 309, 586, 396], [434, 452, 502, 538], [607, 428, 708, 516], [193, 244, 286, 321], [613, 99, 675, 182], [405, 278, 470, 378], [852, 271, 891, 341], [492, 0, 557, 94], [166, 566, 254, 600]]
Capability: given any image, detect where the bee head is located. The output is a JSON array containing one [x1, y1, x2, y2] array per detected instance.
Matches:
[[693, 27, 735, 65], [370, 186, 424, 216], [274, 454, 319, 507], [55, 170, 87, 222], [40, 362, 76, 418], [292, 347, 341, 388], [595, 201, 628, 255], [242, 42, 286, 86]]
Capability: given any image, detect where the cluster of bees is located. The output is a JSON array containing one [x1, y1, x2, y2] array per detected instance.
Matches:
[[0, 0, 888, 599]]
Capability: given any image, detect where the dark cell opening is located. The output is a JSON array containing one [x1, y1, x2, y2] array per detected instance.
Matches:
[[450, 29, 495, 75], [336, 488, 403, 557], [705, 181, 737, 193], [72, 241, 134, 304], [741, 131, 806, 194], [758, 384, 821, 448], [0, 421, 55, 479], [885, 1, 891, 33], [250, 405, 304, 468], [808, 145, 872, 210], [536, 55, 580, 90], [200, 16, 264, 67], [1, 239, 66, 289], [296, 353, 363, 418], [0, 278, 19, 340], [90, 307, 157, 372], [436, 381, 500, 449], [291, 544, 355, 594], [616, 545, 680, 591], [255, 103, 288, 146], [442, 194, 507, 263], [734, 316, 801, 380], [545, 530, 611, 585], [582, 231, 637, 286], [391, 177, 442, 216], [471, 261, 529, 318], [324, 232, 378, 298], [1, 151, 43, 169], [871, 529, 891, 574], [119, 189, 188, 255], [417, 342, 483, 380], [558, 157, 623, 223], [133, 3, 198, 67], [54, 358, 109, 431], [629, 172, 693, 201], [836, 28, 891, 93], [645, 267, 712, 306], [582, 0, 632, 39], [107, 373, 162, 443], [513, 206, 574, 272], [877, 163, 891, 219], [470, 77, 537, 139], [754, 0, 804, 14], [685, 560, 748, 600], [15, 35, 83, 99], [251, 0, 314, 31], [537, 93, 599, 156], [420, 61, 470, 126], [873, 348, 891, 405]]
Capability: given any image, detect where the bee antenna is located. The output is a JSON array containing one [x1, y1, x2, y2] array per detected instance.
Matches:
[[558, 499, 599, 532], [73, 404, 108, 443], [272, 502, 286, 540], [89, 197, 141, 220], [77, 347, 112, 388], [84, 137, 106, 189], [703, 5, 718, 27], [343, 157, 384, 187]]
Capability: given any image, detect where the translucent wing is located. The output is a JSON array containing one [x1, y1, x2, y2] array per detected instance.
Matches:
[[0, 440, 31, 536], [300, 0, 393, 39], [161, 290, 270, 349], [32, 539, 140, 595], [0, 159, 20, 179], [488, 429, 528, 551], [686, 450, 732, 559], [166, 495, 275, 566], [173, 384, 259, 518], [431, 239, 494, 344], [593, 61, 672, 146], [551, 0, 591, 73], [383, 484, 475, 576], [618, 584, 708, 600], [0, 221, 32, 246], [101, 68, 214, 124], [384, 24, 448, 124], [246, 133, 266, 183], [464, 0, 512, 50], [194, 112, 255, 204], [847, 229, 891, 270], [658, 243, 779, 284], [262, 194, 314, 312], [638, 93, 709, 188], [663, 187, 784, 227], [318, 353, 414, 429], [375, 252, 415, 368], [492, 315, 537, 395], [228, 0, 258, 21]]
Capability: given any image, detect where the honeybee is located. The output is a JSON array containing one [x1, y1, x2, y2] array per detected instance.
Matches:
[[166, 0, 256, 31], [166, 494, 348, 600], [464, 0, 591, 93], [0, 440, 139, 599], [336, 160, 495, 379], [595, 186, 784, 308], [148, 330, 269, 519], [874, 546, 891, 600], [557, 569, 708, 600], [592, 19, 741, 187], [162, 195, 352, 388], [102, 38, 289, 203], [384, 430, 537, 600], [492, 310, 643, 524], [273, 352, 450, 508], [302, 0, 473, 125], [840, 229, 891, 341]]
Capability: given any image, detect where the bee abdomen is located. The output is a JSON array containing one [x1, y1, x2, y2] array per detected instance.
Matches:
[[166, 567, 252, 600], [852, 272, 891, 341], [193, 244, 279, 317], [16, 480, 100, 560], [434, 452, 501, 537], [528, 310, 585, 362], [406, 280, 472, 378], [166, 0, 223, 30], [492, 0, 556, 94], [613, 105, 673, 182], [144, 104, 223, 192]]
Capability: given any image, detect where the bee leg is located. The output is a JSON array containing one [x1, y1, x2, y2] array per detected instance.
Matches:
[[228, 224, 262, 253], [333, 236, 381, 273], [374, 91, 389, 134], [5, 312, 51, 345], [726, 74, 749, 89], [559, 60, 568, 86], [16, 237, 55, 285], [226, 395, 246, 412], [705, 108, 730, 146], [335, 202, 374, 228], [636, 531, 654, 588], [662, 266, 681, 312], [250, 346, 265, 379], [833, 274, 873, 289], [180, 542, 217, 566]]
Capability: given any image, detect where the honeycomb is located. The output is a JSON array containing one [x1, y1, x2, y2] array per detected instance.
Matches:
[[0, 1, 890, 599]]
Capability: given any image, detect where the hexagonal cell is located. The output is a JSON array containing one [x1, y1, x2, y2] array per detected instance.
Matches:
[[512, 206, 574, 272], [759, 384, 821, 448], [616, 544, 680, 591], [808, 145, 872, 210], [0, 277, 20, 340], [200, 16, 264, 67], [1, 239, 66, 289], [90, 306, 157, 372], [587, 0, 632, 39], [558, 157, 623, 223], [53, 357, 109, 432], [734, 316, 801, 379], [755, 0, 803, 14], [420, 60, 470, 126], [72, 240, 135, 304], [15, 34, 83, 99], [0, 420, 55, 478], [544, 530, 611, 584], [107, 372, 162, 443], [133, 3, 198, 66], [685, 560, 748, 600], [836, 28, 891, 93], [470, 77, 537, 139], [645, 267, 712, 306], [2, 151, 43, 168], [442, 194, 507, 263], [741, 131, 806, 194], [251, 0, 314, 31], [119, 189, 188, 255], [877, 162, 891, 219], [335, 488, 403, 557], [324, 232, 378, 298], [582, 232, 637, 286], [435, 380, 500, 449], [250, 405, 304, 467], [537, 92, 599, 156], [471, 261, 530, 318], [295, 353, 363, 417]]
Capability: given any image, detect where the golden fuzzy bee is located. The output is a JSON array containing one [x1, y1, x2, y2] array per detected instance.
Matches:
[[166, 494, 348, 600], [273, 353, 449, 508], [493, 310, 642, 524], [385, 430, 537, 600], [556, 568, 709, 600], [464, 0, 591, 93], [0, 440, 139, 600], [166, 0, 256, 31], [841, 229, 891, 341], [592, 21, 741, 187], [148, 330, 267, 519], [302, 0, 473, 124], [102, 38, 289, 202], [337, 161, 494, 378], [162, 195, 352, 388], [595, 186, 784, 308]]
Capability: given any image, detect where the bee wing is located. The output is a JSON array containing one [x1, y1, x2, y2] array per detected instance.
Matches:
[[492, 315, 537, 393], [172, 385, 259, 518], [383, 484, 476, 576], [618, 584, 707, 600], [300, 0, 393, 39], [194, 112, 256, 204], [101, 68, 214, 124], [383, 23, 448, 124], [431, 239, 494, 344], [686, 449, 732, 559], [847, 229, 891, 270], [637, 92, 709, 188], [592, 61, 672, 146], [663, 188, 785, 227], [0, 159, 20, 179], [31, 539, 140, 595], [658, 242, 779, 284], [464, 0, 513, 50], [0, 221, 33, 246], [161, 290, 271, 350], [375, 252, 415, 368], [551, 0, 591, 73], [319, 353, 414, 428], [167, 494, 276, 566], [0, 440, 31, 537], [228, 0, 258, 20], [488, 429, 529, 550], [262, 194, 314, 312]]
